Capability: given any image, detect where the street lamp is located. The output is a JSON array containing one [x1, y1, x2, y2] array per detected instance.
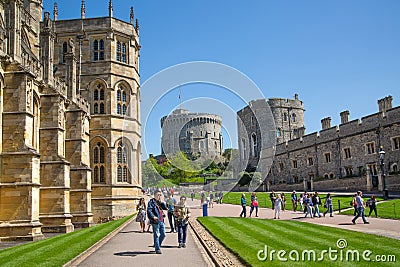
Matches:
[[379, 148, 389, 200]]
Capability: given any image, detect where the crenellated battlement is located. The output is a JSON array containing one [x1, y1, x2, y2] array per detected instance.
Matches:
[[275, 95, 399, 153]]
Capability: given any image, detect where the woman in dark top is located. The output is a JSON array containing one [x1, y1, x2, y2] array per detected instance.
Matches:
[[240, 193, 247, 217], [368, 195, 378, 217]]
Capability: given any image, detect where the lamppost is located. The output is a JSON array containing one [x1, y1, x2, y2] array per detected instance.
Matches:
[[379, 148, 389, 200]]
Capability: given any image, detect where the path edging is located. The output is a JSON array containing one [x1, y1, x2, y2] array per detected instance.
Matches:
[[63, 215, 136, 267], [189, 218, 246, 267]]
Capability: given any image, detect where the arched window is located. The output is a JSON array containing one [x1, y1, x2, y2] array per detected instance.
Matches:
[[283, 113, 287, 122], [277, 128, 282, 137], [117, 142, 130, 183], [291, 113, 296, 122], [116, 85, 128, 116], [93, 84, 106, 114], [214, 141, 218, 149], [92, 142, 106, 183]]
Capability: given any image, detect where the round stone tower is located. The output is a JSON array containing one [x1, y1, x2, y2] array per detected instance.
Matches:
[[161, 109, 223, 158], [267, 94, 305, 144]]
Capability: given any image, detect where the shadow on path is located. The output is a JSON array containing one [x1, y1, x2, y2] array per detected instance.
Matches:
[[114, 251, 155, 257]]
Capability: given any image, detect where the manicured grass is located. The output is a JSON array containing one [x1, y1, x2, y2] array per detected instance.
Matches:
[[221, 192, 384, 212], [340, 199, 400, 219], [0, 215, 133, 267], [198, 217, 400, 266]]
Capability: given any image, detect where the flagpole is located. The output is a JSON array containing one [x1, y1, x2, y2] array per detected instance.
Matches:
[[179, 85, 182, 110]]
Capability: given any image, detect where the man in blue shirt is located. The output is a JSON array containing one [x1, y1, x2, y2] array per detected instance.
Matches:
[[147, 189, 168, 254]]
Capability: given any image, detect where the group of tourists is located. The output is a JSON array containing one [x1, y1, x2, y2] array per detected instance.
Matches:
[[136, 190, 191, 254], [199, 191, 224, 207], [239, 192, 260, 218]]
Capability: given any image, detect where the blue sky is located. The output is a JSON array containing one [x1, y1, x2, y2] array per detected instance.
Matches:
[[44, 1, 400, 157]]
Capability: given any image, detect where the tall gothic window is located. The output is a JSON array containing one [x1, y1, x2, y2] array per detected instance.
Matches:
[[116, 41, 127, 63], [93, 142, 106, 183], [93, 39, 105, 61], [93, 84, 106, 114], [116, 85, 128, 115], [117, 142, 129, 183]]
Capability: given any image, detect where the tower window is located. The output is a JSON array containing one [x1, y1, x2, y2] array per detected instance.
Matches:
[[93, 84, 106, 114], [93, 39, 105, 61], [92, 142, 106, 183]]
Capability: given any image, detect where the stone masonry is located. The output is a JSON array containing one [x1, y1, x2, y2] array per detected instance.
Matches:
[[0, 0, 142, 241]]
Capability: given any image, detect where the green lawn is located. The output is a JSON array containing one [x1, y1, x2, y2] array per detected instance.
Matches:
[[221, 192, 384, 212], [198, 217, 400, 266], [340, 199, 400, 219], [0, 215, 133, 267]]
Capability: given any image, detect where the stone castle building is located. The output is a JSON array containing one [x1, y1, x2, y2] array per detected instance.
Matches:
[[238, 95, 400, 192], [161, 109, 223, 158], [0, 0, 141, 241], [237, 95, 305, 171]]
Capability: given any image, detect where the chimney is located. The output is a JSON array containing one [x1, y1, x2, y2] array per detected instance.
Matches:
[[378, 95, 393, 114], [298, 126, 305, 137], [340, 110, 350, 124], [294, 93, 298, 100], [321, 117, 331, 130]]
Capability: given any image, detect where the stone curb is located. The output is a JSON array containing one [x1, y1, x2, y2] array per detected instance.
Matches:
[[63, 215, 136, 267], [189, 218, 246, 267]]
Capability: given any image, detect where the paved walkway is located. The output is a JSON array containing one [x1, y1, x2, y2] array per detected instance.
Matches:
[[77, 196, 400, 267], [78, 201, 213, 267]]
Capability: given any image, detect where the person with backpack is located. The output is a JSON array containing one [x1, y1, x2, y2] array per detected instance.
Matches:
[[174, 196, 191, 248]]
